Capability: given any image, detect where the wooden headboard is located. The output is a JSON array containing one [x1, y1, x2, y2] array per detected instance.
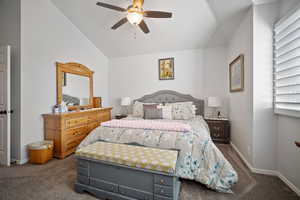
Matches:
[[134, 90, 205, 116]]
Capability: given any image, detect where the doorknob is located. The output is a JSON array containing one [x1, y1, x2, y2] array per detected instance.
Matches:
[[0, 110, 13, 115], [0, 110, 7, 115]]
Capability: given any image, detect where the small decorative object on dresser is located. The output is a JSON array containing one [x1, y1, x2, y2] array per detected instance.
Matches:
[[115, 114, 127, 119], [93, 97, 102, 108], [205, 118, 230, 144]]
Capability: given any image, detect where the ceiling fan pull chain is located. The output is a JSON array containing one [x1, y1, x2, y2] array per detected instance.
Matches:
[[134, 29, 137, 40]]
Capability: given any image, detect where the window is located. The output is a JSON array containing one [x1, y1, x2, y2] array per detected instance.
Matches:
[[274, 8, 300, 117]]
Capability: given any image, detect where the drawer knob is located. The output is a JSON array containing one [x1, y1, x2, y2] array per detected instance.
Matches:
[[160, 179, 164, 184], [160, 189, 164, 193]]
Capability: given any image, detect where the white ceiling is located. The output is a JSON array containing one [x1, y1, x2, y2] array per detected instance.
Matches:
[[52, 0, 253, 58]]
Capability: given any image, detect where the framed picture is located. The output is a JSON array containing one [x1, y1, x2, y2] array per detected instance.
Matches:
[[159, 58, 174, 80], [229, 54, 244, 92]]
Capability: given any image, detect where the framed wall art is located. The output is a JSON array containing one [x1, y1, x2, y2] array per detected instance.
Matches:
[[229, 54, 244, 92], [159, 58, 174, 80]]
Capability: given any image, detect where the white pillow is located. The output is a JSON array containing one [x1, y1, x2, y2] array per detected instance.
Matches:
[[167, 102, 196, 120], [157, 105, 173, 120], [132, 101, 144, 118]]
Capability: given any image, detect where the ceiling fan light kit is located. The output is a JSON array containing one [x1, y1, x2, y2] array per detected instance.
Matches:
[[96, 0, 172, 34], [127, 10, 143, 25]]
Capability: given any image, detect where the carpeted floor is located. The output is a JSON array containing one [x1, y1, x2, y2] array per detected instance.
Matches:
[[0, 144, 299, 200]]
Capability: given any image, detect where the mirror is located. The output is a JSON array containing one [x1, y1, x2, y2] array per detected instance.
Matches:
[[56, 62, 94, 110], [62, 73, 90, 106]]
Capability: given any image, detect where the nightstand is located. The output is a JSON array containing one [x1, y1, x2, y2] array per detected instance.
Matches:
[[205, 118, 230, 144], [115, 115, 127, 120]]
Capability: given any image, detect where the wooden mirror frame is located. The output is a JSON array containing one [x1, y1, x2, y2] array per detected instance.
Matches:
[[56, 62, 94, 111]]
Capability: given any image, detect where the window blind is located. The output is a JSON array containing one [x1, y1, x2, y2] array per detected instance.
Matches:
[[274, 8, 300, 116]]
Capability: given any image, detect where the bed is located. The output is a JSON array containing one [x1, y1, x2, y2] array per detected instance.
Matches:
[[78, 90, 238, 193]]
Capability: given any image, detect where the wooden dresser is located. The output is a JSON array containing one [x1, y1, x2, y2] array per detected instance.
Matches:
[[42, 108, 112, 159]]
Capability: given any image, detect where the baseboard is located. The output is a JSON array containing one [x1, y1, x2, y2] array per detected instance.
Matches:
[[277, 172, 300, 196], [230, 142, 254, 171], [16, 158, 29, 165], [251, 168, 277, 176], [230, 142, 300, 196]]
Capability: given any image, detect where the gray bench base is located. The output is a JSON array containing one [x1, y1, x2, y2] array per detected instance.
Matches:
[[75, 156, 181, 200]]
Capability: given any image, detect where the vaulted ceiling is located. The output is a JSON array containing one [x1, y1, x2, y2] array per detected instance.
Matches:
[[52, 0, 254, 58]]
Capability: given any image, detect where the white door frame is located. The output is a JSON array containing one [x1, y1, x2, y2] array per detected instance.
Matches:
[[0, 45, 11, 166]]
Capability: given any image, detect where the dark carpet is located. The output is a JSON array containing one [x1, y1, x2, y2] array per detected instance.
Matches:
[[0, 144, 299, 200]]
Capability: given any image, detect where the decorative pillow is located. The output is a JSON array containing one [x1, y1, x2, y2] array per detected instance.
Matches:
[[132, 101, 144, 118], [167, 102, 196, 120], [143, 104, 162, 119], [132, 101, 158, 118], [157, 105, 173, 120]]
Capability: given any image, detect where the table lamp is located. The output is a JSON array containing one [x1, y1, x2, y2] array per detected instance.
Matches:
[[208, 97, 222, 118], [121, 97, 131, 115]]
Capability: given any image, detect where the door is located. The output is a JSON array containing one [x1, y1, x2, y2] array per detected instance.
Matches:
[[0, 45, 11, 166]]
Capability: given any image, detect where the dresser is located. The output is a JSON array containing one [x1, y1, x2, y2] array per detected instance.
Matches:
[[42, 108, 112, 159], [205, 118, 230, 144]]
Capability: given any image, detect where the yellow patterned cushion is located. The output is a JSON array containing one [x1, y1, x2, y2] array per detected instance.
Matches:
[[76, 142, 178, 174]]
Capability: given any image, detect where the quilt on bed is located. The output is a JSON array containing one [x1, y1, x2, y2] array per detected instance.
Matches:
[[78, 116, 238, 193]]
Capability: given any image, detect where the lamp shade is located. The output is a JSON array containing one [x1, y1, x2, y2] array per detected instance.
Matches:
[[121, 97, 131, 106], [208, 97, 221, 108]]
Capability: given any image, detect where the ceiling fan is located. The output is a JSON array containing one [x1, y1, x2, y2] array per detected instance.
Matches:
[[96, 0, 172, 34]]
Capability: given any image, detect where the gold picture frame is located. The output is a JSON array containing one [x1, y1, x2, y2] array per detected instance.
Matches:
[[159, 58, 174, 80], [229, 55, 244, 92]]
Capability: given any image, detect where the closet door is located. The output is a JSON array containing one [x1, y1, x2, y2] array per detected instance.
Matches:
[[0, 45, 11, 166]]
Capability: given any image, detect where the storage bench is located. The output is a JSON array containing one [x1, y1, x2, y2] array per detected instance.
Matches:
[[75, 142, 181, 200]]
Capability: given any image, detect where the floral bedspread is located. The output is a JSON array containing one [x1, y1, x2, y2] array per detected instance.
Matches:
[[78, 116, 238, 193]]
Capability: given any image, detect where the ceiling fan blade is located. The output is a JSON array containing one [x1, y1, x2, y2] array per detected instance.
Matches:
[[139, 20, 150, 34], [111, 18, 128, 30], [144, 11, 172, 18], [96, 2, 127, 12]]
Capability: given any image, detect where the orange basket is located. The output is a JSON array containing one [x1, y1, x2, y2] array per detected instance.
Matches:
[[28, 141, 54, 164]]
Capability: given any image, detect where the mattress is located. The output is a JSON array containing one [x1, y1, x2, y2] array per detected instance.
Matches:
[[76, 141, 178, 173]]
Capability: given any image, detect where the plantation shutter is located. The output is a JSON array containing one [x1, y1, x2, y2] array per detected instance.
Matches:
[[274, 8, 300, 116]]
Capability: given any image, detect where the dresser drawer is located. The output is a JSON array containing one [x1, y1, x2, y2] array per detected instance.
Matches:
[[64, 127, 88, 141], [77, 175, 89, 185], [154, 195, 172, 200], [88, 122, 100, 132], [64, 136, 85, 153], [65, 117, 88, 129], [100, 112, 111, 122], [88, 113, 101, 123], [119, 185, 153, 200], [90, 178, 118, 193], [154, 185, 173, 197], [154, 175, 173, 187]]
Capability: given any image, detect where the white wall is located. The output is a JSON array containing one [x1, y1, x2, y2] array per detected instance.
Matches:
[[109, 48, 228, 117], [203, 46, 229, 117], [252, 3, 279, 170], [276, 0, 300, 191], [228, 9, 254, 165], [0, 0, 21, 161], [20, 0, 109, 163]]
